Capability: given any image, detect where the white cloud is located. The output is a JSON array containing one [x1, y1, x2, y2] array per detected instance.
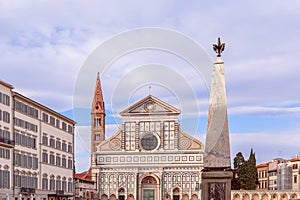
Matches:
[[230, 131, 300, 164], [1, 0, 300, 171], [229, 106, 300, 115]]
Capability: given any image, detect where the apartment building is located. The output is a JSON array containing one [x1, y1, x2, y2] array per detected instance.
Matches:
[[0, 80, 75, 200], [257, 163, 269, 190], [268, 159, 281, 190], [0, 81, 14, 196], [288, 156, 300, 190], [74, 169, 96, 200]]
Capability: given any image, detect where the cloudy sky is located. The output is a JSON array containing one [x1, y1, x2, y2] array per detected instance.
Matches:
[[1, 1, 300, 173]]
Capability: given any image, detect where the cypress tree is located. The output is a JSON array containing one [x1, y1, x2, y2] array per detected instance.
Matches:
[[246, 148, 258, 189], [231, 152, 245, 190], [231, 149, 258, 190]]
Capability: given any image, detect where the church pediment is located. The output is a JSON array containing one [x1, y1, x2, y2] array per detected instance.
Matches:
[[120, 95, 180, 116], [178, 129, 204, 150], [97, 130, 123, 151]]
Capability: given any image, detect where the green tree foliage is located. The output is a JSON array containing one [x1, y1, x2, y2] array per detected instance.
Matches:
[[234, 152, 245, 169], [231, 149, 258, 190]]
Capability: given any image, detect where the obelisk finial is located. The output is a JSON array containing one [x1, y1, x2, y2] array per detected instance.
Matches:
[[213, 37, 225, 57]]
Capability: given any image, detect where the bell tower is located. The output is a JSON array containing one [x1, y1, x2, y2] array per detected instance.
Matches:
[[91, 72, 105, 154]]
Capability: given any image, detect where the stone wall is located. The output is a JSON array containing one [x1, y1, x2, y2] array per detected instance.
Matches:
[[232, 190, 300, 200]]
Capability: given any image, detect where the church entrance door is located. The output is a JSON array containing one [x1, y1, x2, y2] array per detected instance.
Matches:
[[118, 195, 125, 200], [141, 176, 159, 200], [173, 195, 180, 200], [143, 189, 155, 200]]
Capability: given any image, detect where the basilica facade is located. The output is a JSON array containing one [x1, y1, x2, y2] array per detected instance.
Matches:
[[90, 74, 204, 200]]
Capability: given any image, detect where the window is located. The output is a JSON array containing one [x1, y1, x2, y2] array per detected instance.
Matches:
[[68, 180, 73, 192], [42, 177, 48, 190], [42, 135, 48, 145], [56, 155, 61, 167], [56, 140, 61, 150], [62, 122, 67, 131], [2, 111, 10, 123], [56, 177, 61, 190], [56, 119, 60, 128], [1, 93, 10, 106], [62, 157, 66, 168], [0, 109, 2, 121], [28, 137, 36, 148], [0, 129, 10, 145], [42, 152, 48, 163], [50, 154, 55, 165], [42, 113, 48, 123], [14, 100, 38, 118], [21, 135, 27, 146], [62, 178, 67, 191], [294, 175, 298, 183], [50, 138, 55, 148], [95, 135, 100, 141], [140, 133, 158, 151], [68, 125, 73, 133], [0, 148, 10, 159], [28, 156, 33, 168], [0, 169, 10, 188], [293, 164, 298, 169], [15, 133, 36, 149], [68, 159, 72, 169], [68, 144, 72, 153], [94, 118, 101, 127], [14, 118, 37, 132], [62, 142, 67, 151], [50, 116, 55, 126], [50, 177, 55, 191], [21, 154, 27, 168]]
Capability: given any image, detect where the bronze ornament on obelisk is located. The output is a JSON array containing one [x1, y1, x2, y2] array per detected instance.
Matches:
[[201, 38, 233, 200]]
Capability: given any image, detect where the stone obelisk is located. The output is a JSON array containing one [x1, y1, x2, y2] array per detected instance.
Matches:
[[201, 38, 232, 200]]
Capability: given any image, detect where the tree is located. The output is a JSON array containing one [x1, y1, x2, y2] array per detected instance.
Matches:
[[234, 152, 245, 170], [231, 149, 258, 190], [245, 149, 259, 189], [231, 152, 245, 190]]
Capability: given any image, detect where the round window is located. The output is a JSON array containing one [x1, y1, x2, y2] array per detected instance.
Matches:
[[140, 133, 158, 151]]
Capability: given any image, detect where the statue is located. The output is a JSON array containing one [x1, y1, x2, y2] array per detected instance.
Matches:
[[213, 37, 225, 57]]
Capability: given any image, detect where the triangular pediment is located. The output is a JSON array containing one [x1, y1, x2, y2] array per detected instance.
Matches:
[[120, 95, 180, 116]]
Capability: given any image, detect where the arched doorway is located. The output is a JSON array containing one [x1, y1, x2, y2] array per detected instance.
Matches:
[[191, 194, 198, 200], [172, 187, 180, 200], [127, 194, 134, 200], [100, 194, 108, 200], [118, 188, 125, 200], [109, 194, 117, 200], [182, 194, 189, 200], [140, 175, 159, 200]]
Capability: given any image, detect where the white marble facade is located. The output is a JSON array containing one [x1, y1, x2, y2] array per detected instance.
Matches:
[[91, 95, 204, 200]]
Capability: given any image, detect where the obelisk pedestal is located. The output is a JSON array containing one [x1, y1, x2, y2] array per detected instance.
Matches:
[[202, 38, 232, 200]]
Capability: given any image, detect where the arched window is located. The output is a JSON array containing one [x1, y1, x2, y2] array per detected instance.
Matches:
[[42, 173, 48, 190], [50, 175, 55, 191], [56, 176, 61, 190]]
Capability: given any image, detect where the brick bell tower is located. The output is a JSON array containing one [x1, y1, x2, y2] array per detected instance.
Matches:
[[91, 72, 106, 156]]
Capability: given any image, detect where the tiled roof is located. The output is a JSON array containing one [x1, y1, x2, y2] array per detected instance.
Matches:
[[74, 168, 95, 183]]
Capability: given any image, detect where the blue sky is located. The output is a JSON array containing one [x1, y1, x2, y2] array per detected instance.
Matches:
[[1, 1, 300, 172]]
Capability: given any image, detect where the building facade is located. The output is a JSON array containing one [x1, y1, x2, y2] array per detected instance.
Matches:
[[257, 157, 300, 191], [0, 80, 75, 200], [288, 157, 300, 191], [257, 163, 269, 190], [90, 75, 204, 200], [74, 169, 97, 200]]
